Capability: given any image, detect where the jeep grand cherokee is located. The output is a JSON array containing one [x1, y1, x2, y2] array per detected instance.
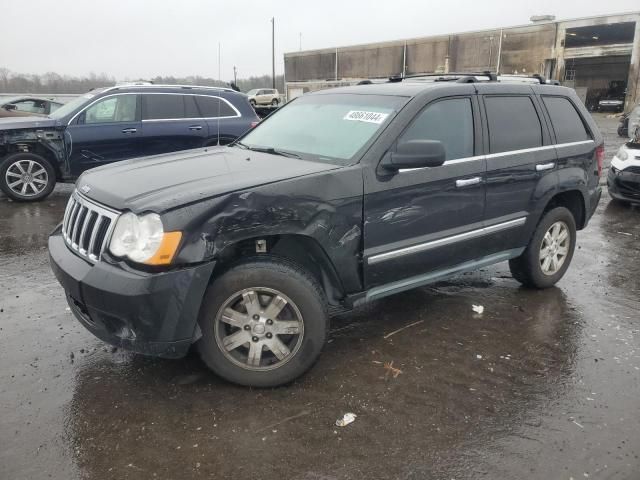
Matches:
[[49, 74, 603, 387]]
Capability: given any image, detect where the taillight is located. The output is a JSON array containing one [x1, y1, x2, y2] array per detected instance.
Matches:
[[250, 121, 259, 128], [595, 144, 605, 177]]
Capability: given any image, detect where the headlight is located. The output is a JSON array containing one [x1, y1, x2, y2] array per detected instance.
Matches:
[[109, 212, 182, 265], [616, 146, 629, 161]]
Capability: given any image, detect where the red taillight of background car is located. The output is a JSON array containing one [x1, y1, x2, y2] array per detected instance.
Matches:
[[250, 121, 259, 128], [595, 144, 605, 177]]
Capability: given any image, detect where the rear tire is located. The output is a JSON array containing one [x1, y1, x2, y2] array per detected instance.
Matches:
[[196, 257, 328, 387], [0, 153, 56, 202], [509, 207, 577, 289], [271, 98, 279, 106]]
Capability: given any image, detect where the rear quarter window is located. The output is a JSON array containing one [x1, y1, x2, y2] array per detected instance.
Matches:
[[195, 96, 238, 118], [484, 96, 542, 153], [542, 96, 591, 144]]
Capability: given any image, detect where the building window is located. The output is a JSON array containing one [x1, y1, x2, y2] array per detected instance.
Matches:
[[564, 69, 576, 81]]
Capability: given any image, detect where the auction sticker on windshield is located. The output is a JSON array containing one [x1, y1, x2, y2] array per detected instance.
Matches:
[[344, 110, 389, 124]]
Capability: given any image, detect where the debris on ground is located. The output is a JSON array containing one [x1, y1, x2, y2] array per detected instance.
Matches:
[[383, 320, 424, 339], [472, 304, 484, 314], [254, 410, 311, 433], [383, 361, 403, 379], [336, 413, 357, 427]]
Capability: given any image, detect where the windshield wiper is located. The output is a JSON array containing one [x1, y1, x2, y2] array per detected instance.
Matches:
[[243, 146, 301, 159]]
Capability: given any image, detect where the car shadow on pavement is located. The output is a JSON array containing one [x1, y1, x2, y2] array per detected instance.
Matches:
[[65, 279, 581, 479]]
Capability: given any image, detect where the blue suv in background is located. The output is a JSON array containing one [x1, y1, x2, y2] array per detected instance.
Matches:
[[0, 84, 259, 201]]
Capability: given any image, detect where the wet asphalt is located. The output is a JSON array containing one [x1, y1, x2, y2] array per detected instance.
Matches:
[[1, 114, 639, 480]]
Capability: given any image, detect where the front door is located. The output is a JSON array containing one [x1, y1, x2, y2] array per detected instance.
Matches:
[[66, 93, 140, 177], [363, 95, 486, 289]]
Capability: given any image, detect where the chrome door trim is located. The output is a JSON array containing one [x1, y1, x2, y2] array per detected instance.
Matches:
[[68, 92, 241, 126], [397, 140, 594, 173], [367, 217, 527, 265]]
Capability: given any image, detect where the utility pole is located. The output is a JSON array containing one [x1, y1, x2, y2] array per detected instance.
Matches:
[[233, 66, 237, 84], [271, 17, 276, 89], [299, 32, 302, 51], [218, 42, 221, 82]]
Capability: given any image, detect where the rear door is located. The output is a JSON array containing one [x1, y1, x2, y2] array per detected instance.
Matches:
[[479, 86, 555, 255], [66, 93, 141, 176], [140, 94, 207, 155], [364, 93, 486, 288]]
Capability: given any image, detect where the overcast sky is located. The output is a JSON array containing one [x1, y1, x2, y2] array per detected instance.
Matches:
[[2, 0, 638, 81]]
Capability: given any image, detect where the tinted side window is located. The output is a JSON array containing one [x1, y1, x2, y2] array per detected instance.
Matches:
[[484, 96, 542, 153], [185, 95, 200, 118], [195, 96, 238, 118], [143, 94, 185, 120], [542, 96, 591, 143], [400, 97, 474, 161]]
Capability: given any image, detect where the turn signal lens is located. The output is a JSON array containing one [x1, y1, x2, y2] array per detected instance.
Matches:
[[144, 231, 183, 265]]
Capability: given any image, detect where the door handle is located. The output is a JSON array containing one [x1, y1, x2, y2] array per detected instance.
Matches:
[[456, 177, 481, 187], [121, 128, 137, 134], [536, 162, 555, 171], [188, 125, 203, 131]]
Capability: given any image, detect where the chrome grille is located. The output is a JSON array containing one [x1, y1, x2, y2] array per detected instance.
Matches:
[[62, 191, 120, 262]]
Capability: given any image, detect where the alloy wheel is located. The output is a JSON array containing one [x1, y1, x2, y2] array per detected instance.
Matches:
[[539, 220, 570, 275], [214, 288, 304, 371], [5, 159, 49, 197]]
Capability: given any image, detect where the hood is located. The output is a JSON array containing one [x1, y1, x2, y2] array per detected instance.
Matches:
[[0, 115, 58, 130], [78, 146, 342, 212]]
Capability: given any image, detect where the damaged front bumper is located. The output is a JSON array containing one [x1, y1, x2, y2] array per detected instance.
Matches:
[[608, 167, 640, 204], [48, 226, 215, 358]]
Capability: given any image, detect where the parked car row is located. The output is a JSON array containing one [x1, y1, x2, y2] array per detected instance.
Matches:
[[0, 84, 259, 201], [48, 73, 604, 387]]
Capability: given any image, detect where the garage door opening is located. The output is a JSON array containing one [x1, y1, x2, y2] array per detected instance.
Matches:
[[562, 55, 631, 111]]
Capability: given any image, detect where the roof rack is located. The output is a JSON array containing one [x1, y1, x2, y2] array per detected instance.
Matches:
[[103, 84, 235, 93], [389, 71, 560, 85]]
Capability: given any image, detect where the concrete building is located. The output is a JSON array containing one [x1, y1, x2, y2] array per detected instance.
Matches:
[[284, 12, 640, 111]]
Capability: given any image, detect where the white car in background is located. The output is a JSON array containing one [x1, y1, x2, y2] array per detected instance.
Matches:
[[608, 139, 640, 205], [246, 88, 280, 107]]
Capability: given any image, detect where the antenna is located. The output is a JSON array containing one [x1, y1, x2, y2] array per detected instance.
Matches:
[[217, 42, 222, 146]]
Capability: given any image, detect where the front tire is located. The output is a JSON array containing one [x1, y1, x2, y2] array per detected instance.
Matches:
[[0, 153, 56, 201], [196, 257, 329, 387], [249, 99, 257, 107], [509, 207, 577, 289]]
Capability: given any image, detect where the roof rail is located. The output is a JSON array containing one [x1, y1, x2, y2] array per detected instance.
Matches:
[[103, 84, 235, 93], [399, 71, 498, 81], [497, 74, 560, 85]]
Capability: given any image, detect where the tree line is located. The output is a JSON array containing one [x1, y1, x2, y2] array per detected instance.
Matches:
[[0, 68, 285, 94]]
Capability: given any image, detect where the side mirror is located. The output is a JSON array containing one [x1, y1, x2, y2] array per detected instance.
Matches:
[[382, 139, 446, 171], [3, 104, 17, 111]]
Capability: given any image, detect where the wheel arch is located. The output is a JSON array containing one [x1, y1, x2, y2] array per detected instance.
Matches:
[[1, 141, 63, 180], [212, 233, 347, 306], [542, 189, 587, 230]]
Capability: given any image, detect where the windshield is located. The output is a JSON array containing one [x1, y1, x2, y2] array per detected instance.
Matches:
[[49, 91, 104, 119], [247, 89, 260, 95], [238, 93, 406, 164]]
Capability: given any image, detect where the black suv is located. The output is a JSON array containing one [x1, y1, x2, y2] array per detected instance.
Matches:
[[49, 74, 603, 387], [0, 84, 259, 202]]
